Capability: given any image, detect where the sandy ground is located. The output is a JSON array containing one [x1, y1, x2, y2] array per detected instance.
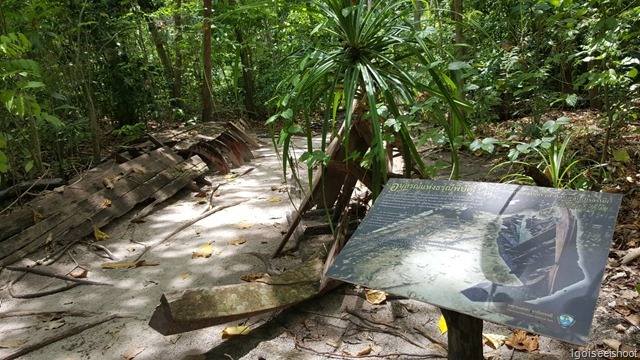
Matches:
[[0, 137, 637, 360]]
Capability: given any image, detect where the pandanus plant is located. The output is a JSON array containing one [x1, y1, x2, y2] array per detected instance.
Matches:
[[268, 0, 471, 200]]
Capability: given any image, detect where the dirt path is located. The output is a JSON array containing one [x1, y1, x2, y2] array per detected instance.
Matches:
[[0, 136, 638, 360], [0, 138, 308, 360]]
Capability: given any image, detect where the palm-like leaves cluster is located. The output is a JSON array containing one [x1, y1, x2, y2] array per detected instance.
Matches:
[[269, 0, 470, 199]]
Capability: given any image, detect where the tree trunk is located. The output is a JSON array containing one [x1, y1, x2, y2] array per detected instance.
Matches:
[[146, 19, 176, 96], [173, 0, 183, 109], [450, 0, 465, 58], [26, 111, 43, 174], [234, 28, 258, 120], [412, 0, 425, 29], [75, 2, 101, 164], [440, 308, 484, 360], [561, 60, 573, 94], [138, 0, 181, 108], [588, 60, 602, 110], [0, 5, 8, 35], [202, 0, 214, 122], [84, 81, 101, 164], [448, 0, 465, 180]]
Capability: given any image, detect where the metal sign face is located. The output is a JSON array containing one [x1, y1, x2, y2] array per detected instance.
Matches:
[[326, 179, 623, 345]]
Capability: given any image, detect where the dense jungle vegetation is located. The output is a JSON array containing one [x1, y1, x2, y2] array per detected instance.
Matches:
[[0, 0, 638, 194]]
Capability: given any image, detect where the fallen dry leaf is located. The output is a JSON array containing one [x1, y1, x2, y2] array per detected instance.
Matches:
[[181, 272, 192, 280], [237, 220, 254, 229], [303, 319, 317, 329], [214, 189, 221, 197], [194, 191, 207, 198], [603, 338, 621, 350], [101, 260, 159, 269], [228, 237, 246, 246], [68, 268, 88, 279], [194, 199, 207, 205], [610, 272, 627, 281], [33, 209, 42, 223], [365, 289, 387, 305], [356, 345, 373, 356], [53, 185, 65, 193], [0, 339, 28, 348], [620, 289, 638, 300], [224, 173, 239, 179], [505, 329, 539, 352], [192, 244, 215, 259], [267, 197, 281, 203], [342, 344, 376, 357], [484, 349, 501, 360], [101, 199, 112, 208], [615, 304, 632, 316], [325, 339, 342, 348], [483, 333, 507, 350], [132, 167, 145, 174], [625, 314, 640, 327], [102, 178, 114, 189], [120, 346, 145, 360], [438, 315, 448, 334], [44, 232, 54, 253], [221, 325, 250, 338], [93, 225, 109, 241]]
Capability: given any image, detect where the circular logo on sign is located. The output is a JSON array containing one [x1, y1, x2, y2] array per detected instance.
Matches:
[[558, 314, 575, 328]]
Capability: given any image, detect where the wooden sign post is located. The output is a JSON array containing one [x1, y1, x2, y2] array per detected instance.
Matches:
[[441, 308, 484, 359]]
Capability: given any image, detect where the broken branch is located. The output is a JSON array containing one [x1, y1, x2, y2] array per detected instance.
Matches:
[[0, 313, 132, 360], [621, 247, 640, 265], [0, 170, 51, 216], [88, 242, 118, 260], [5, 266, 111, 286], [413, 326, 449, 350], [134, 199, 248, 262], [6, 266, 111, 299], [9, 280, 82, 299], [0, 310, 99, 319], [293, 335, 444, 359]]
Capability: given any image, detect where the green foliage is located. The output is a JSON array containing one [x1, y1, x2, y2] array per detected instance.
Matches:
[[0, 0, 637, 195], [270, 0, 470, 199], [0, 31, 63, 186], [459, 0, 638, 126], [493, 117, 596, 189], [469, 137, 503, 153], [111, 123, 147, 142]]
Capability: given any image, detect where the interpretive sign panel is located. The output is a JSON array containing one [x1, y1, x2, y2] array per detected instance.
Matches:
[[326, 179, 623, 345]]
